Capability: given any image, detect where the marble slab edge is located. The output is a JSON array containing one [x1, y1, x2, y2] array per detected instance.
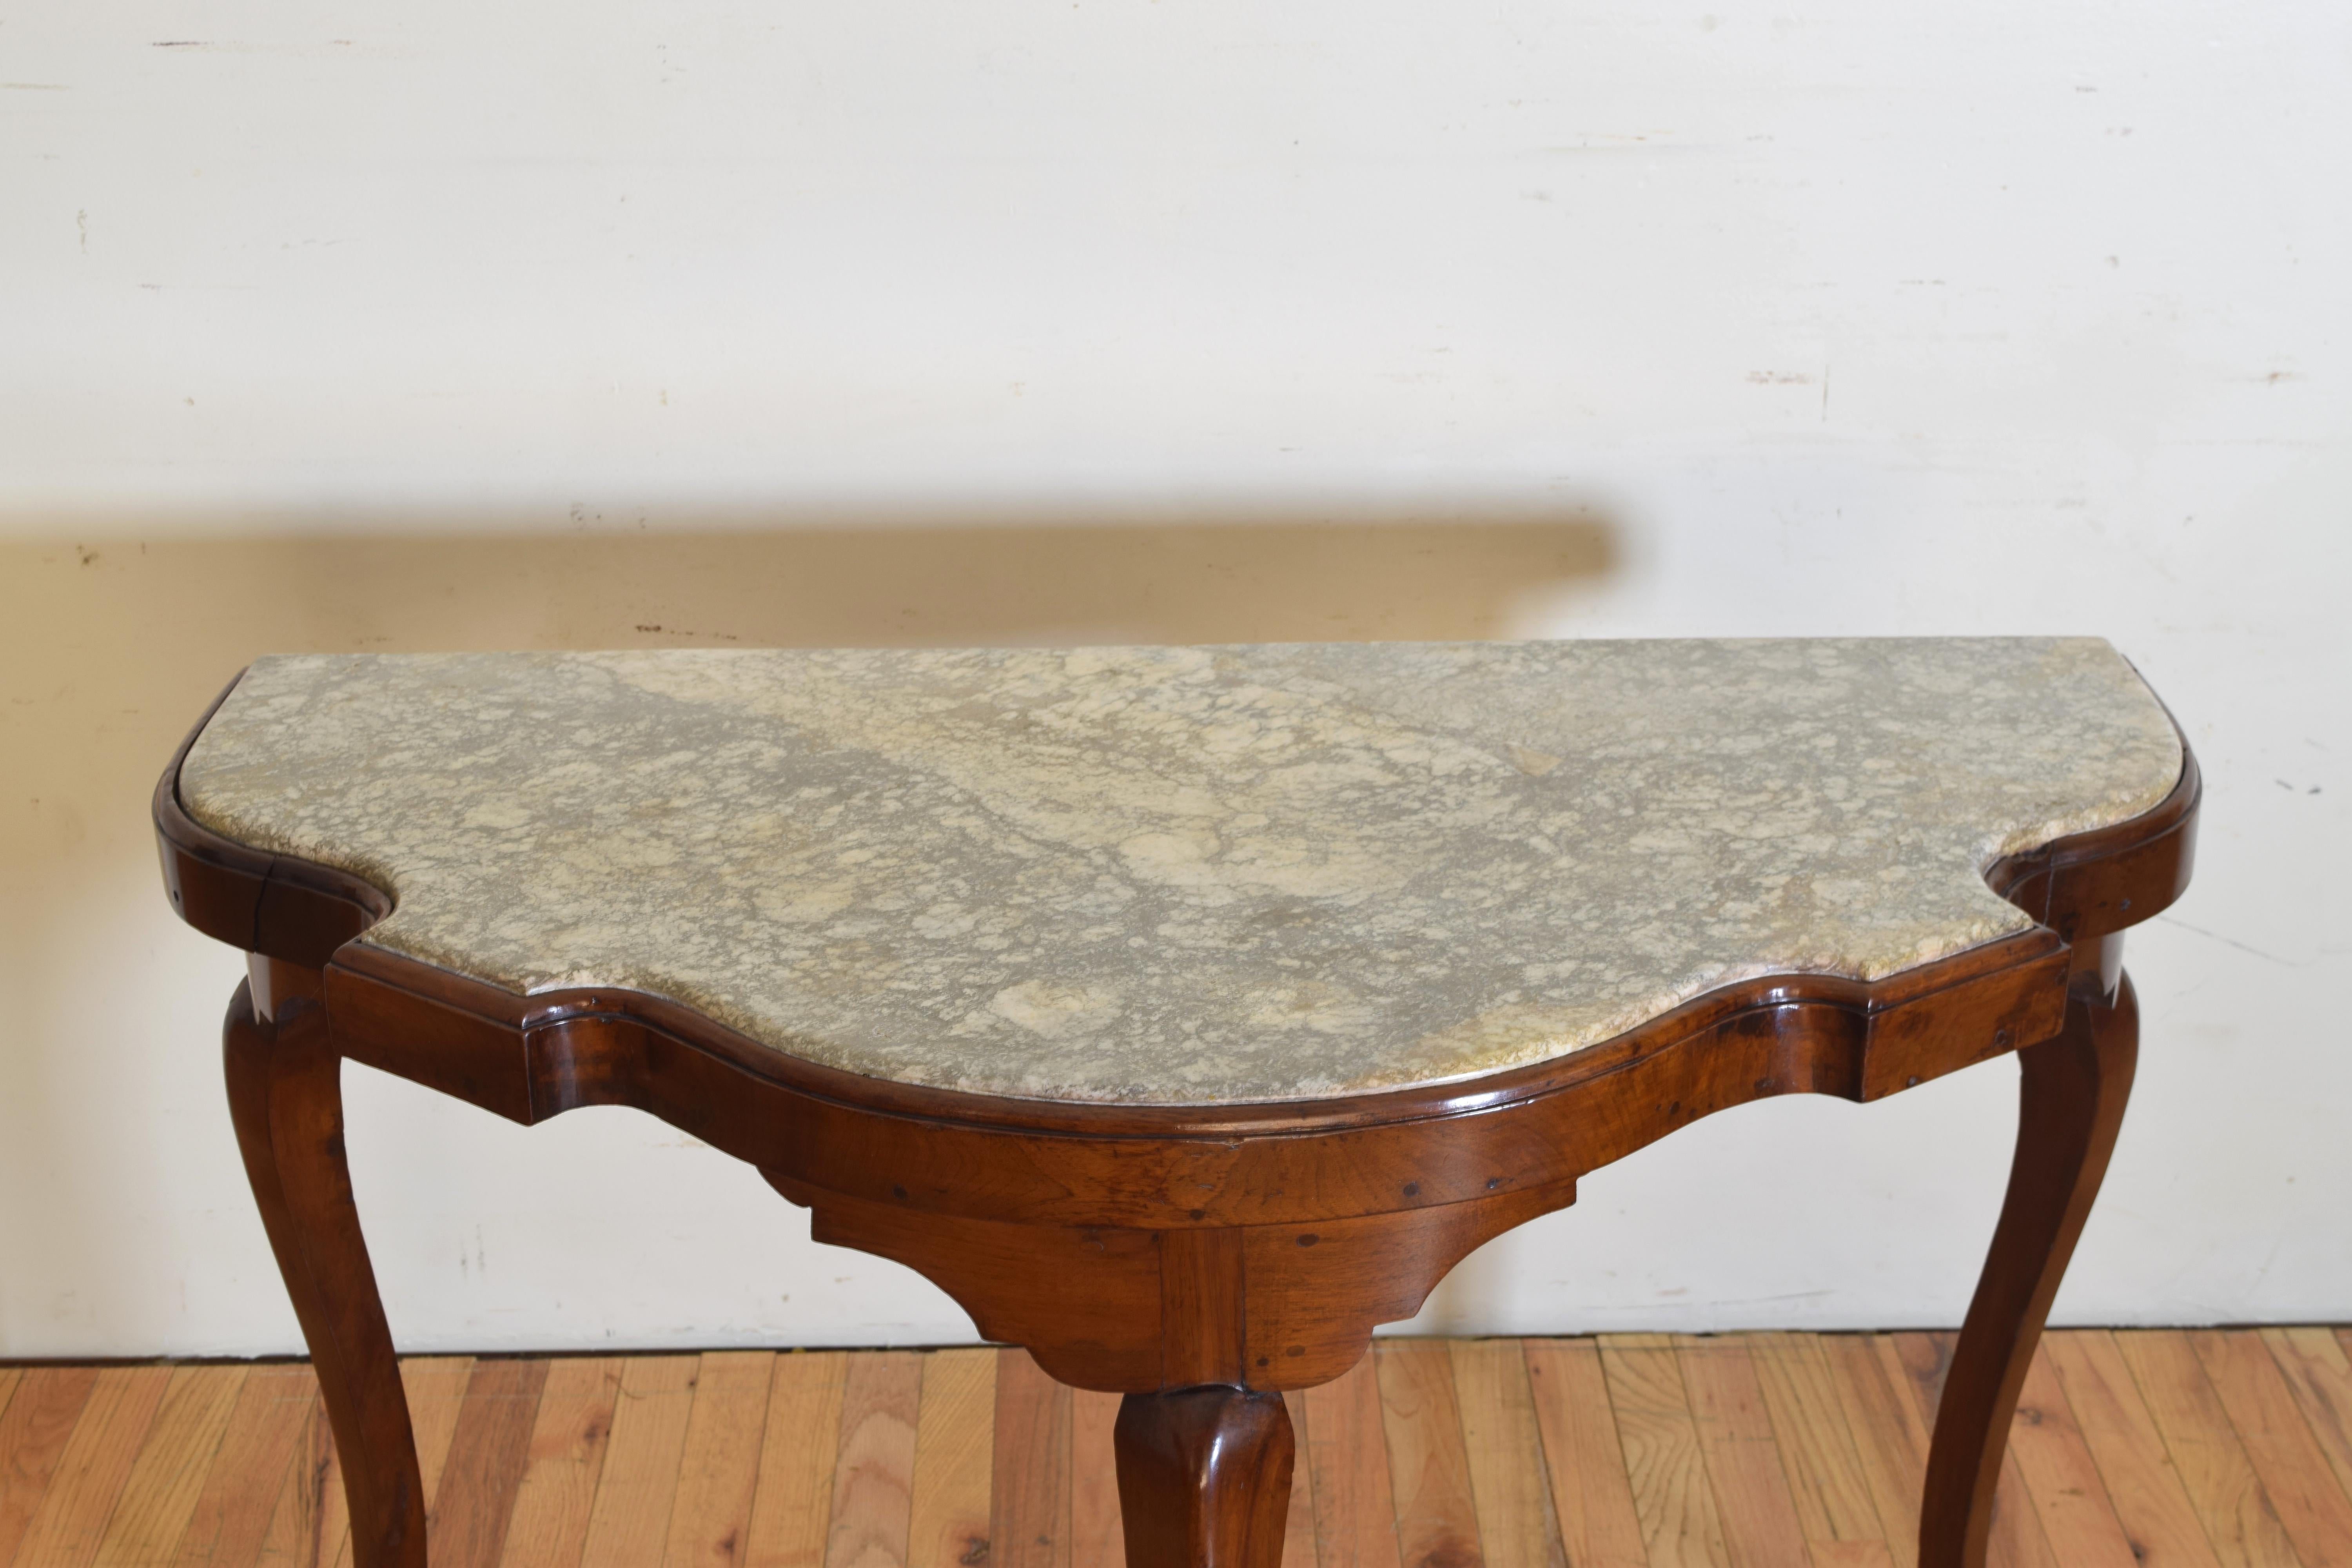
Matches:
[[154, 665, 2201, 1141]]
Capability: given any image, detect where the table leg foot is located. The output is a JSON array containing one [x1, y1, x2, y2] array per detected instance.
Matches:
[[1113, 1385, 1296, 1568], [225, 974, 426, 1568], [1920, 973, 2138, 1568]]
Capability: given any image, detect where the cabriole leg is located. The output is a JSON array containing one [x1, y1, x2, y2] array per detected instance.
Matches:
[[225, 961, 425, 1568], [1114, 1385, 1296, 1568], [1920, 973, 2139, 1568]]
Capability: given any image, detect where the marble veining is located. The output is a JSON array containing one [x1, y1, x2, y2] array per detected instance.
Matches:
[[180, 640, 2181, 1104]]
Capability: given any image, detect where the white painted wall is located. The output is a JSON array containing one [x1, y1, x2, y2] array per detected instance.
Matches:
[[1, 0, 2345, 1358]]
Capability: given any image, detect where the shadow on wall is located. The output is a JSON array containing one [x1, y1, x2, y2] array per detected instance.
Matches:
[[9, 507, 1626, 878], [0, 508, 1619, 1348], [6, 506, 1626, 883], [9, 508, 1625, 859], [131, 510, 1619, 650]]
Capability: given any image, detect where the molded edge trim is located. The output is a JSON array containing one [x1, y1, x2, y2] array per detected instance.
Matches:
[[156, 666, 2200, 1140]]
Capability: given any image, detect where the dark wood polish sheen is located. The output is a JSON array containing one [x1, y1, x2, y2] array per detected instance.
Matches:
[[1114, 1387, 1297, 1568], [155, 671, 2201, 1568]]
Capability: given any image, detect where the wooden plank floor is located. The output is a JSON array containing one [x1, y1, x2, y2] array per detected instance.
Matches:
[[5, 1331, 2347, 1568]]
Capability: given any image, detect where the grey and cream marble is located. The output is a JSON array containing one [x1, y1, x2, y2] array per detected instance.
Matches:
[[181, 640, 2181, 1104]]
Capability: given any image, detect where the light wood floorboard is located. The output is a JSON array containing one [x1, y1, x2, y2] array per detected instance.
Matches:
[[8, 1333, 2350, 1568]]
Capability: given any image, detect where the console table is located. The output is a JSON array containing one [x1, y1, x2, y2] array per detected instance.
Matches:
[[154, 639, 2197, 1568]]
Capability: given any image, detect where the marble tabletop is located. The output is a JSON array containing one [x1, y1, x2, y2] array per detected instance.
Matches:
[[181, 640, 2181, 1104]]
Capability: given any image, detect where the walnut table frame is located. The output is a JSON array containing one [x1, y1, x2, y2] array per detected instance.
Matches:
[[154, 644, 2198, 1568]]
